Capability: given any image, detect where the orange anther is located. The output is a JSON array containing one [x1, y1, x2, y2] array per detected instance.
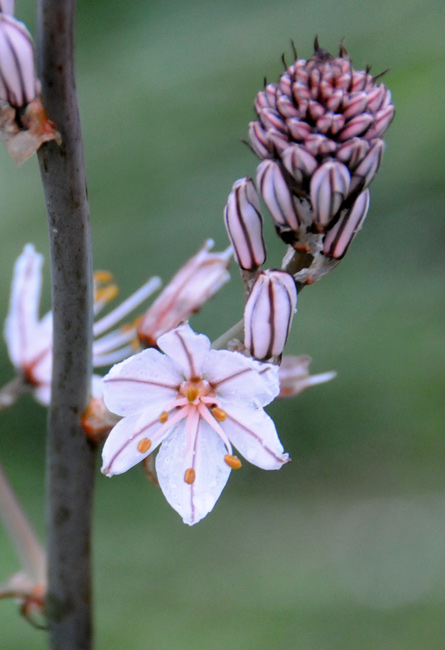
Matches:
[[224, 455, 242, 470], [94, 270, 114, 283], [187, 386, 199, 402], [212, 407, 227, 422], [184, 468, 196, 484], [137, 438, 152, 453], [95, 284, 119, 303], [159, 411, 168, 423]]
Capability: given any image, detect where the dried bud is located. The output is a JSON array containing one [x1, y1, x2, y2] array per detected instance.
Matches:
[[137, 240, 231, 347], [224, 177, 266, 271], [278, 355, 336, 398], [0, 14, 37, 108], [244, 270, 297, 360], [249, 41, 394, 268]]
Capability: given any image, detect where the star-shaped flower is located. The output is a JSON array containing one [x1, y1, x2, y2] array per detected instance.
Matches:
[[101, 323, 289, 525]]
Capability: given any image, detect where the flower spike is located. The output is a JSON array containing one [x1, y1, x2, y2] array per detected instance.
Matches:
[[248, 42, 394, 276]]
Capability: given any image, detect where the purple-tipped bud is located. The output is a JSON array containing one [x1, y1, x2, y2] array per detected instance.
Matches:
[[0, 14, 37, 108], [224, 178, 266, 271], [257, 159, 301, 234], [323, 190, 370, 259], [310, 160, 350, 227], [244, 270, 297, 360]]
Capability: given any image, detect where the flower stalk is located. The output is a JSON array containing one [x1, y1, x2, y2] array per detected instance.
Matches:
[[36, 1, 95, 649]]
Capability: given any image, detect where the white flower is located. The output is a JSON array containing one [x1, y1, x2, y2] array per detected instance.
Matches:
[[3, 244, 161, 405], [101, 323, 289, 525]]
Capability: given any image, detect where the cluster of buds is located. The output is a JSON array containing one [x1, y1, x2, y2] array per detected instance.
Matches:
[[0, 4, 59, 163], [224, 40, 393, 369], [248, 39, 394, 283]]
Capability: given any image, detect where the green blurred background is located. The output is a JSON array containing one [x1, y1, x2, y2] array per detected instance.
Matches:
[[1, 0, 444, 648]]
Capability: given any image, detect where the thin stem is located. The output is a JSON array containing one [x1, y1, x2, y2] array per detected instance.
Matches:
[[36, 2, 95, 649], [211, 319, 244, 350], [0, 376, 28, 412], [0, 461, 45, 583]]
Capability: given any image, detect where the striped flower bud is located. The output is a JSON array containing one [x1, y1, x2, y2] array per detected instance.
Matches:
[[323, 190, 370, 259], [0, 14, 37, 108], [256, 159, 302, 234], [224, 178, 266, 271], [244, 270, 297, 360], [248, 39, 394, 263]]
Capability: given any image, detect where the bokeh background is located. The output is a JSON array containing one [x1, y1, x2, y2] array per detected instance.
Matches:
[[0, 0, 444, 648]]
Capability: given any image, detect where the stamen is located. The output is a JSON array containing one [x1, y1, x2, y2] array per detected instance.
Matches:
[[137, 438, 152, 453], [93, 276, 161, 337], [187, 386, 199, 402], [212, 407, 227, 422], [197, 403, 233, 456], [184, 468, 196, 484], [224, 455, 242, 469], [159, 411, 168, 423], [95, 284, 118, 304]]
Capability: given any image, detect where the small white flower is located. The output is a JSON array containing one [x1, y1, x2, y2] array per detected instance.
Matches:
[[3, 244, 161, 405], [101, 323, 289, 525]]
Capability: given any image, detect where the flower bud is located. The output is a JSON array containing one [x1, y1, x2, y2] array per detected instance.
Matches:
[[224, 178, 266, 271], [256, 159, 301, 233], [244, 270, 297, 360], [310, 160, 350, 227], [0, 14, 37, 108], [348, 139, 384, 195], [137, 240, 231, 347], [323, 190, 370, 259]]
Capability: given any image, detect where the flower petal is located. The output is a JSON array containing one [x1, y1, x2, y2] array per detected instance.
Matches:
[[219, 401, 289, 470], [102, 348, 179, 416], [157, 324, 211, 380], [202, 349, 279, 407], [4, 244, 43, 368], [156, 419, 231, 525], [101, 403, 174, 476]]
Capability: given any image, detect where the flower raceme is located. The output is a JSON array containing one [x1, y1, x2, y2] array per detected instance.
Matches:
[[101, 324, 289, 525], [3, 244, 161, 405]]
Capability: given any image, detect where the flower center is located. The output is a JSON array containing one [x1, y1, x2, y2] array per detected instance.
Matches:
[[179, 378, 212, 404], [133, 376, 241, 485]]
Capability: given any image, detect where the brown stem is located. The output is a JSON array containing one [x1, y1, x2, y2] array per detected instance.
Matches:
[[36, 2, 95, 648]]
